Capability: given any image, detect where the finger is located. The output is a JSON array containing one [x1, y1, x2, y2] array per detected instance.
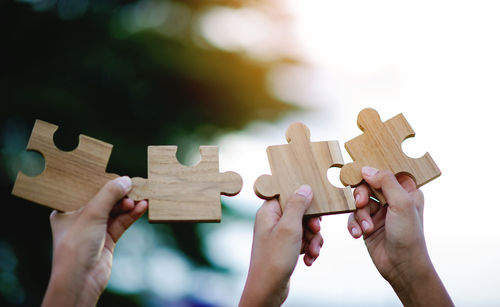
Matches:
[[347, 213, 362, 238], [304, 253, 316, 266], [85, 176, 132, 220], [277, 185, 313, 233], [254, 199, 282, 233], [363, 205, 388, 239], [361, 167, 410, 209], [302, 228, 317, 242], [353, 184, 372, 209], [119, 198, 135, 211], [110, 198, 135, 217], [354, 205, 373, 234], [305, 217, 321, 234], [108, 200, 148, 242], [367, 199, 381, 216], [307, 233, 323, 259]]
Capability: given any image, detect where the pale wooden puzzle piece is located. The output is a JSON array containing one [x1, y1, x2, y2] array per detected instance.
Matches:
[[254, 122, 355, 216], [340, 108, 441, 203], [128, 146, 242, 223], [12, 120, 118, 211]]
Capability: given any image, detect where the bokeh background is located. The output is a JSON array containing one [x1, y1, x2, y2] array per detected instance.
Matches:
[[1, 0, 500, 306]]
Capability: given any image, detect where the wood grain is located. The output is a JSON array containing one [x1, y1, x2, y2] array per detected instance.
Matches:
[[129, 146, 242, 223], [340, 108, 441, 203], [254, 122, 355, 216], [12, 120, 118, 211]]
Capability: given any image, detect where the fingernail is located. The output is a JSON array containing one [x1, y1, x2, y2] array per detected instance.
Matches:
[[355, 194, 361, 204], [115, 176, 132, 192], [361, 220, 370, 232], [295, 184, 313, 201], [362, 166, 379, 177], [351, 227, 360, 236], [315, 244, 320, 255]]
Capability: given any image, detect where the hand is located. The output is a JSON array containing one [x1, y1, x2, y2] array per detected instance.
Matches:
[[42, 176, 148, 307], [347, 167, 453, 306], [240, 185, 323, 307]]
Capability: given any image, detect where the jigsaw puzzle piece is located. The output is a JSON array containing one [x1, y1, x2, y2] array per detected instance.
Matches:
[[254, 174, 280, 199], [12, 120, 118, 212], [340, 108, 440, 204], [254, 122, 355, 216], [129, 145, 242, 223]]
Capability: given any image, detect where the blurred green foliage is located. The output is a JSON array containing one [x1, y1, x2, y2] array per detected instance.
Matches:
[[0, 0, 294, 305]]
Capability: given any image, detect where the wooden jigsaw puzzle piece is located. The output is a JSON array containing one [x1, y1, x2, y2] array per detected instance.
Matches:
[[254, 174, 279, 200], [129, 145, 243, 223], [340, 108, 440, 204], [254, 122, 355, 217], [12, 120, 118, 212]]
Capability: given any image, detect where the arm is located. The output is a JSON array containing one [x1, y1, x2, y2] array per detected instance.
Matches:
[[42, 176, 148, 307], [347, 167, 453, 307], [240, 185, 323, 307]]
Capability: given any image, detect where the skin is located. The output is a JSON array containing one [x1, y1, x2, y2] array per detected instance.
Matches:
[[347, 166, 453, 307], [42, 176, 148, 307], [240, 184, 323, 307]]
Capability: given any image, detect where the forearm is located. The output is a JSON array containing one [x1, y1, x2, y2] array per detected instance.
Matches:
[[388, 259, 453, 307], [42, 261, 100, 307], [240, 270, 288, 307]]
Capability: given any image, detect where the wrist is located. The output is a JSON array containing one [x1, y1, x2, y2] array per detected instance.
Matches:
[[43, 269, 101, 307], [388, 257, 434, 297], [240, 269, 288, 307], [387, 256, 452, 306], [43, 248, 101, 307]]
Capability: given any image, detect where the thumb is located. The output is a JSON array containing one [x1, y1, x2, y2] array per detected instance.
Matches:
[[361, 167, 410, 208], [278, 185, 313, 231], [84, 176, 132, 219]]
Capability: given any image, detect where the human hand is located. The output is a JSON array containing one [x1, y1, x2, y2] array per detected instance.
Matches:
[[42, 176, 148, 307], [347, 167, 452, 306], [240, 185, 323, 307]]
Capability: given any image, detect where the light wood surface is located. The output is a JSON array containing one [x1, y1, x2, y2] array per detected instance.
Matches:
[[12, 120, 118, 211], [128, 146, 242, 223], [340, 108, 441, 203], [254, 123, 355, 216]]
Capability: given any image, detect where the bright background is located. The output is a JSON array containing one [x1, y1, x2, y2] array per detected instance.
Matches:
[[2, 1, 500, 306], [210, 1, 500, 305]]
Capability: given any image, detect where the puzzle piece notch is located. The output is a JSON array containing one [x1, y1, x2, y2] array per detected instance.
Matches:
[[340, 108, 441, 203], [129, 145, 243, 223], [254, 122, 355, 216], [12, 120, 118, 212]]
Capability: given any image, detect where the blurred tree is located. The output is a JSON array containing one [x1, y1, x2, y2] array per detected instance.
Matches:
[[0, 0, 295, 306]]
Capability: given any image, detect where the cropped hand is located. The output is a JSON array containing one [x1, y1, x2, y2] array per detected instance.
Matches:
[[347, 167, 452, 306], [240, 185, 323, 307], [42, 176, 148, 307]]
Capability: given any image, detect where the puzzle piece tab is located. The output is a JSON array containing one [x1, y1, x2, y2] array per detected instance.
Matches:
[[254, 123, 355, 216], [12, 120, 118, 211], [128, 146, 242, 223], [340, 108, 441, 203]]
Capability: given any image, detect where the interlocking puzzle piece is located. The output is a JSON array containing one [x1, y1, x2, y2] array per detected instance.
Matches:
[[340, 108, 441, 203], [128, 146, 243, 223], [12, 120, 118, 211], [254, 122, 355, 216]]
